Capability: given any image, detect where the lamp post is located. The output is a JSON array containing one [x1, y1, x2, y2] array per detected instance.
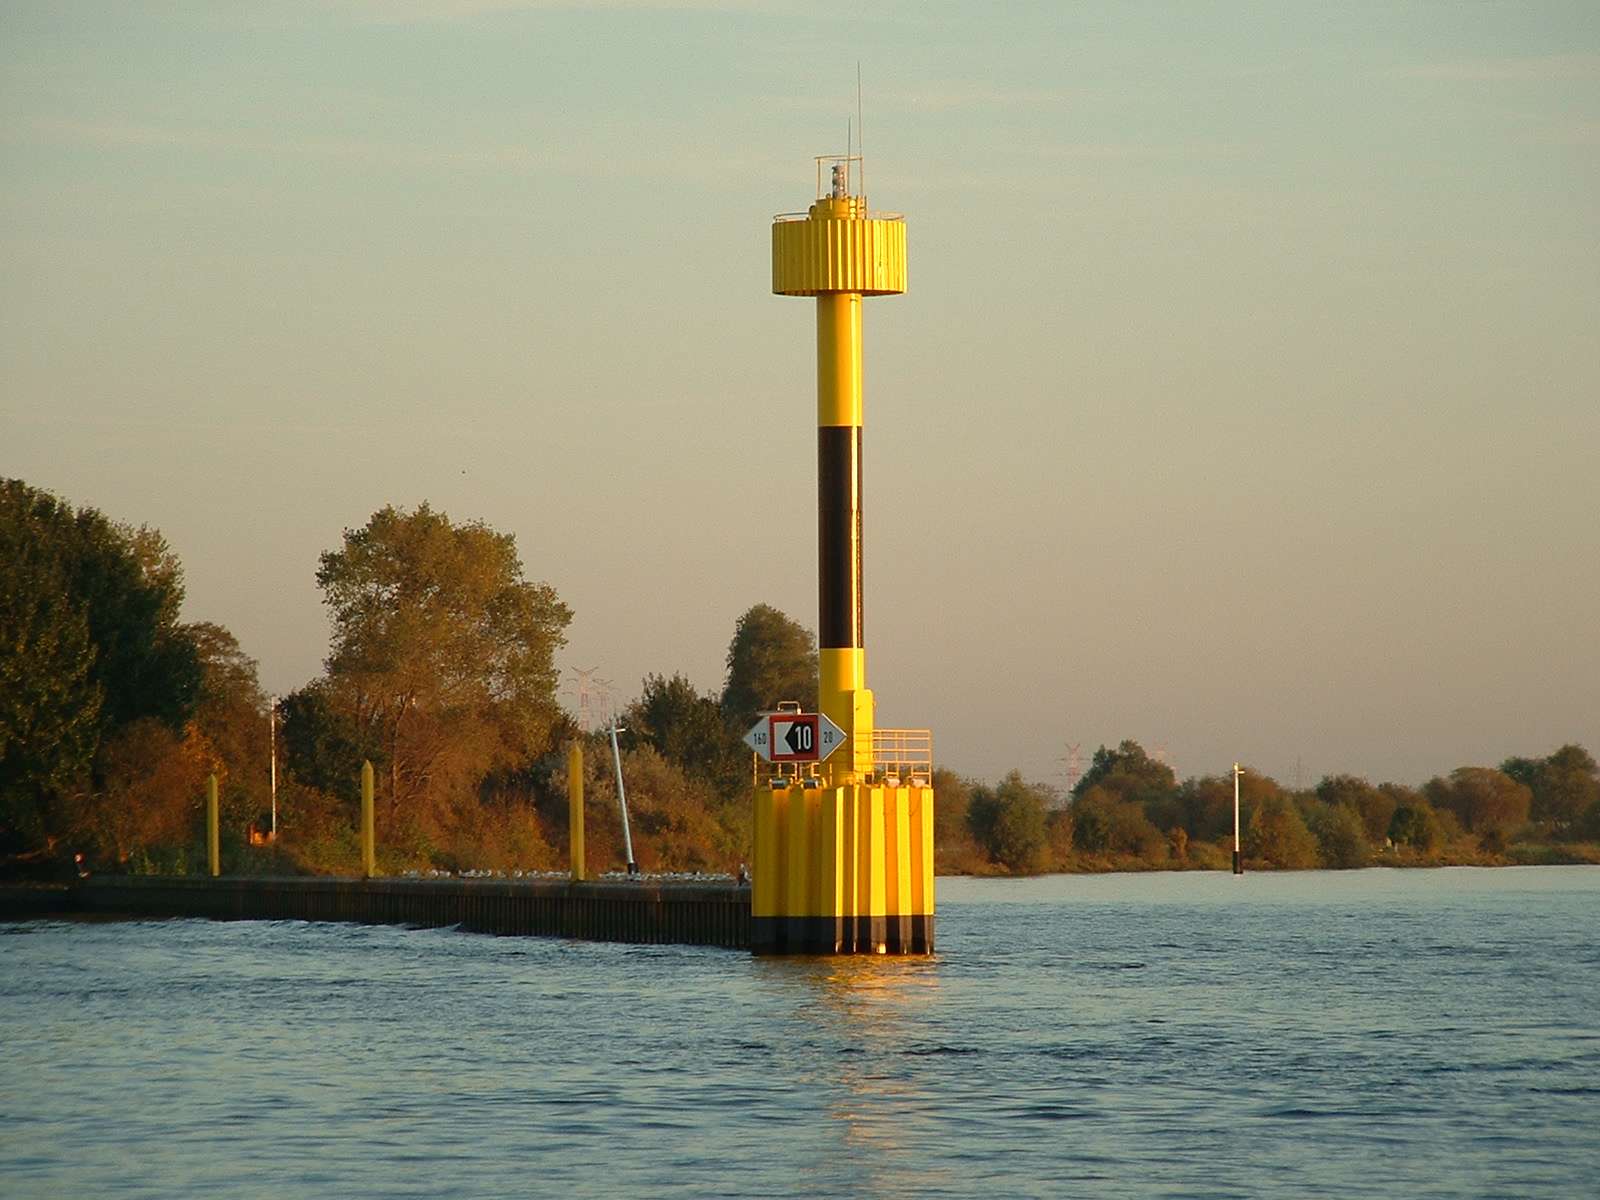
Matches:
[[1232, 762, 1244, 875]]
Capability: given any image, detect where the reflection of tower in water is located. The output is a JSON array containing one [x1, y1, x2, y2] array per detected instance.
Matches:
[[753, 955, 942, 1193]]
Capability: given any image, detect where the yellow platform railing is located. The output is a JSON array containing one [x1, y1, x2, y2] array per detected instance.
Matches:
[[749, 729, 934, 788], [871, 729, 932, 788]]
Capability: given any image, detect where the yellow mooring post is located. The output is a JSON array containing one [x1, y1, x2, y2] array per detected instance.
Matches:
[[360, 759, 376, 879], [568, 741, 586, 881], [206, 773, 220, 877], [755, 151, 933, 954]]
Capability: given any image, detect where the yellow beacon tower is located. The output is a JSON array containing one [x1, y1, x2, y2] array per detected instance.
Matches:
[[751, 154, 934, 955]]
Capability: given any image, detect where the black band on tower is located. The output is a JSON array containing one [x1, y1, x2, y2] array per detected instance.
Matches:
[[817, 425, 863, 650]]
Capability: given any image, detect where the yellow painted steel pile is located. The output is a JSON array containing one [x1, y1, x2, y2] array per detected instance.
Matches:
[[754, 159, 934, 955]]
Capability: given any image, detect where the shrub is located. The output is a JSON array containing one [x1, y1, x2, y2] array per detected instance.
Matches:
[[1246, 795, 1319, 869], [968, 771, 1050, 872], [1389, 802, 1445, 853], [1071, 786, 1163, 859], [1308, 802, 1368, 869]]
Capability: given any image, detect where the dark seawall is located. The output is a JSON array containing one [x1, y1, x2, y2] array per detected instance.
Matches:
[[2, 876, 751, 948]]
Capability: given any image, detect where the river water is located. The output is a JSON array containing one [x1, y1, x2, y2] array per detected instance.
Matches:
[[2, 867, 1597, 1198]]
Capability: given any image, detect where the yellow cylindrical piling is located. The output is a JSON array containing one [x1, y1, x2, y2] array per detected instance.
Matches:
[[753, 156, 933, 955], [206, 773, 220, 877], [360, 760, 376, 879], [568, 742, 586, 881]]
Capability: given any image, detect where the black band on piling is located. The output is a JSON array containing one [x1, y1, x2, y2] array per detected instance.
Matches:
[[750, 913, 934, 956], [818, 425, 863, 650]]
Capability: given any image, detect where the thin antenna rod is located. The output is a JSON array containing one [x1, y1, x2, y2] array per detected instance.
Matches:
[[857, 61, 865, 200]]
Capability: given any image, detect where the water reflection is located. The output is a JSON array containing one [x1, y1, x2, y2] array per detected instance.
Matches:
[[752, 955, 946, 1195]]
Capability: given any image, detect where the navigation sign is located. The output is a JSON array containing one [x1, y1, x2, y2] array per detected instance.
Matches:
[[742, 711, 847, 763]]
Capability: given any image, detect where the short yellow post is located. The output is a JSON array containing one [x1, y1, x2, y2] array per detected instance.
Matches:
[[360, 759, 376, 879], [206, 773, 220, 877], [568, 742, 585, 881]]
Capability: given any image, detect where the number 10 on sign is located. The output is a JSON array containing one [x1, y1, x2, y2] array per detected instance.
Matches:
[[742, 712, 846, 763]]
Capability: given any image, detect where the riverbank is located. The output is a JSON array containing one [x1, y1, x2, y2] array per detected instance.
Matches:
[[936, 837, 1600, 876]]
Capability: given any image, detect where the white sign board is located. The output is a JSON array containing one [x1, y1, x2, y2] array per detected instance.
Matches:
[[742, 712, 847, 763]]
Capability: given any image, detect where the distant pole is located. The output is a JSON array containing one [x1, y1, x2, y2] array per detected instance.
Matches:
[[207, 773, 220, 877], [268, 695, 278, 842], [1232, 762, 1244, 876], [361, 759, 376, 879], [568, 741, 586, 881], [607, 722, 638, 875]]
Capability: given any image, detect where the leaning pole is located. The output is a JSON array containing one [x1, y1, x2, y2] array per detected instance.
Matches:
[[750, 153, 934, 955]]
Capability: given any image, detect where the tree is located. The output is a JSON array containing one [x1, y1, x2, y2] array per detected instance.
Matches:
[[1246, 794, 1319, 869], [720, 604, 818, 730], [1303, 799, 1368, 869], [624, 673, 736, 787], [968, 771, 1051, 872], [280, 684, 381, 806], [1, 480, 201, 864], [1316, 775, 1395, 845], [1072, 785, 1163, 858], [315, 503, 572, 825], [1425, 767, 1531, 837], [1389, 801, 1445, 852], [1502, 745, 1599, 832], [188, 622, 271, 825], [1073, 740, 1177, 805]]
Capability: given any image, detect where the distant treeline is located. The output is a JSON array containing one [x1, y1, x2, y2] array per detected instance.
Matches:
[[4, 479, 1595, 879], [933, 740, 1600, 874]]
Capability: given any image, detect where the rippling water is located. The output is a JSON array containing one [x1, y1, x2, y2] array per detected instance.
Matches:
[[2, 867, 1597, 1198]]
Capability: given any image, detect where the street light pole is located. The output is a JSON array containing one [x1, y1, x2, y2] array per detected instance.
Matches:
[[1232, 762, 1243, 875]]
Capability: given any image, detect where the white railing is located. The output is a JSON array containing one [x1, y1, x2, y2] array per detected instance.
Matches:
[[749, 728, 933, 787], [872, 729, 932, 788]]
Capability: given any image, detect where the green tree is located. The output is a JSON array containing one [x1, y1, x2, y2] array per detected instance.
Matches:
[[623, 673, 741, 789], [1073, 740, 1178, 805], [968, 770, 1051, 872], [1071, 785, 1163, 858], [188, 622, 271, 826], [1425, 767, 1531, 837], [1316, 775, 1395, 845], [1303, 799, 1368, 868], [1502, 745, 1599, 833], [1246, 794, 1319, 869], [1389, 801, 1445, 852], [315, 503, 572, 825], [280, 684, 381, 805], [720, 604, 818, 730], [0, 480, 201, 864], [1174, 775, 1235, 842]]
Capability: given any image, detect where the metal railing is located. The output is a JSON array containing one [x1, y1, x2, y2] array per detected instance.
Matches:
[[749, 728, 934, 788], [872, 729, 933, 788], [772, 210, 905, 223]]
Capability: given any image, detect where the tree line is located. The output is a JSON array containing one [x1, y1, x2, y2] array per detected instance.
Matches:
[[5, 479, 1596, 878], [1, 482, 816, 876], [934, 739, 1600, 874]]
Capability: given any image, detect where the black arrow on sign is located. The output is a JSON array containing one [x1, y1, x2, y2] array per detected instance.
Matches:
[[784, 720, 811, 756]]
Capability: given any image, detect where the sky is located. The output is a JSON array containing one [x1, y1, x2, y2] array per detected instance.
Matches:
[[3, 1, 1597, 789]]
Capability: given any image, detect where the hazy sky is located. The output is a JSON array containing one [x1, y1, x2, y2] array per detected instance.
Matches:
[[4, 1, 1597, 788]]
